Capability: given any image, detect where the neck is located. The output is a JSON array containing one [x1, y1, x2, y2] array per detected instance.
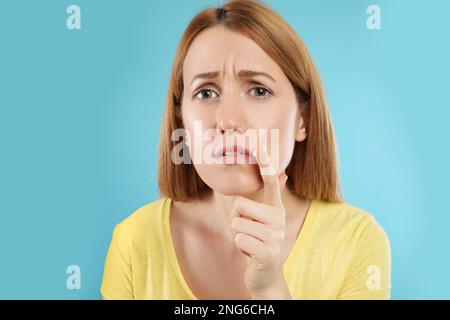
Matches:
[[187, 187, 310, 241]]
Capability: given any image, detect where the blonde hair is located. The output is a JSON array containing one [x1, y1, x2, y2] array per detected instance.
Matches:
[[158, 0, 342, 202]]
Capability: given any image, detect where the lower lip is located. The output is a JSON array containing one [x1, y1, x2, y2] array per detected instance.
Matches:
[[215, 152, 256, 164]]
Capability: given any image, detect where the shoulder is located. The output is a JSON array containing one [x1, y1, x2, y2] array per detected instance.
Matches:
[[311, 201, 392, 298], [111, 197, 170, 250], [311, 200, 389, 249]]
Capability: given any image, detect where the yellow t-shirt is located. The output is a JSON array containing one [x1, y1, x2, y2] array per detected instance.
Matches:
[[100, 197, 391, 299]]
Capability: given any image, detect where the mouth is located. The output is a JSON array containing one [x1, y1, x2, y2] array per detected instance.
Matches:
[[213, 145, 256, 164]]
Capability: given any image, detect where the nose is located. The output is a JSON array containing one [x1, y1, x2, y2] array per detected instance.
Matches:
[[216, 89, 246, 135]]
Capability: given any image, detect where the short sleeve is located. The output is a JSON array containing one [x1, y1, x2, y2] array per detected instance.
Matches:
[[337, 215, 392, 300], [100, 224, 134, 299]]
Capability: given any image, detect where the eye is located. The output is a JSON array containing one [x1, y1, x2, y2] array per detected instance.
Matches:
[[249, 86, 272, 99], [194, 88, 219, 100]]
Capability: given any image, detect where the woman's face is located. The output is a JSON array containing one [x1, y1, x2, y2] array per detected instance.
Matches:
[[181, 25, 306, 196]]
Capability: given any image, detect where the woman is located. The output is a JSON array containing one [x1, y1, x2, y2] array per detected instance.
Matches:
[[101, 0, 391, 300]]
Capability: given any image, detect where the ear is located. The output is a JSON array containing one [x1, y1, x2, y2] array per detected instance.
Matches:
[[295, 115, 307, 142]]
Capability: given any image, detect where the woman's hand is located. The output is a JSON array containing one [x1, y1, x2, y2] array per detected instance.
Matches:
[[229, 144, 292, 299]]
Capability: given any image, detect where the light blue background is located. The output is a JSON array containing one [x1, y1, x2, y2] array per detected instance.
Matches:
[[0, 0, 449, 299]]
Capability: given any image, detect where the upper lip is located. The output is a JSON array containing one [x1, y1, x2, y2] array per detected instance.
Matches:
[[213, 145, 250, 158]]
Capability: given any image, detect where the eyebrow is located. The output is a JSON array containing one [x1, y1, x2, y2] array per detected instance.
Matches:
[[189, 69, 276, 86]]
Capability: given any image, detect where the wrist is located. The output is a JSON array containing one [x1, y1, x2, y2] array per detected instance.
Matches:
[[250, 277, 292, 300]]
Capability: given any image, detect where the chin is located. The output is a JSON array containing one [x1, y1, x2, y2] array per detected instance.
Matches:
[[200, 165, 263, 196], [213, 183, 261, 196]]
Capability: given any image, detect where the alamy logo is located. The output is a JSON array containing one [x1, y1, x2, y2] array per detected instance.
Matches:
[[66, 265, 81, 290], [366, 5, 381, 30], [66, 5, 81, 30], [366, 264, 381, 290], [170, 121, 280, 176]]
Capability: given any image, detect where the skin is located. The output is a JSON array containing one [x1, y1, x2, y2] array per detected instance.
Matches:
[[172, 25, 310, 300]]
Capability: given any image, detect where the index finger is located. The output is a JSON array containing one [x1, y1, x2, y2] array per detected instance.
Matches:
[[252, 142, 283, 207]]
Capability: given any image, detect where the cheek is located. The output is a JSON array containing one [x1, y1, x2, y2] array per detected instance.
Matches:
[[251, 105, 298, 168], [181, 98, 217, 123], [281, 110, 299, 161], [277, 125, 297, 170], [267, 124, 296, 173], [181, 104, 217, 152]]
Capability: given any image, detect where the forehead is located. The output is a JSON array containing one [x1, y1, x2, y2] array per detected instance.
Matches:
[[183, 25, 285, 80]]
